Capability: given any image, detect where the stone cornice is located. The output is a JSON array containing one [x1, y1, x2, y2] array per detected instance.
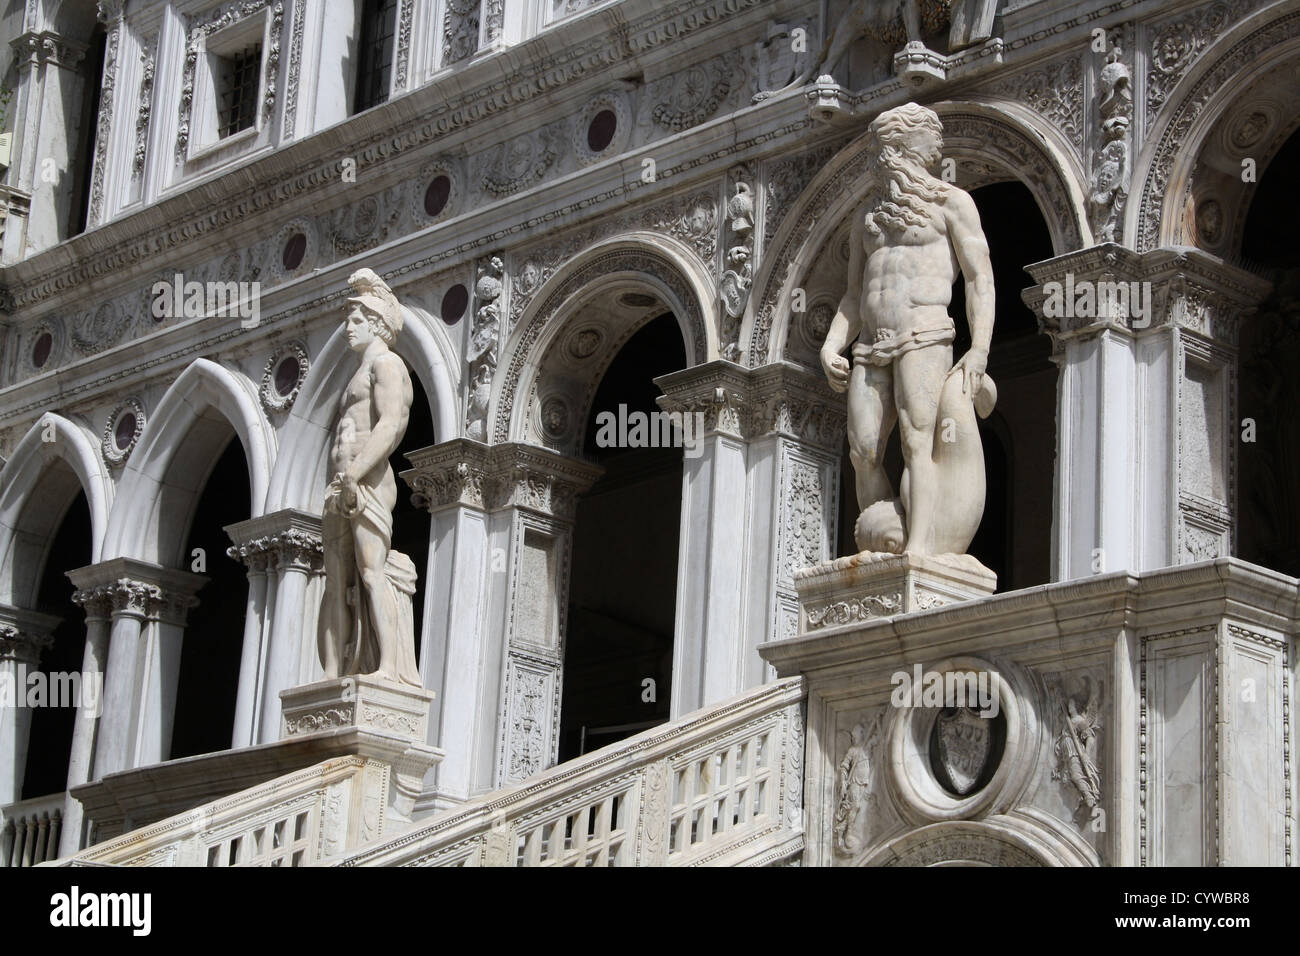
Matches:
[[1022, 243, 1273, 349], [0, 0, 785, 313], [655, 359, 846, 448], [402, 439, 603, 519], [760, 556, 1300, 676]]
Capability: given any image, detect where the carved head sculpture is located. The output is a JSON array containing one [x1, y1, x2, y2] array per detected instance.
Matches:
[[345, 268, 403, 346], [864, 103, 949, 237]]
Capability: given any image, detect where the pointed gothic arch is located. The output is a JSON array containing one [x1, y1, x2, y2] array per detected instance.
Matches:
[[102, 358, 273, 565], [0, 413, 111, 607]]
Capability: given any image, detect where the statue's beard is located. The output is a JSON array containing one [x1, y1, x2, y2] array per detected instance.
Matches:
[[865, 146, 948, 237]]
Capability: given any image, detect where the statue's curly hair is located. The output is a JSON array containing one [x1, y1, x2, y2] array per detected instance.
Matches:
[[864, 103, 949, 238]]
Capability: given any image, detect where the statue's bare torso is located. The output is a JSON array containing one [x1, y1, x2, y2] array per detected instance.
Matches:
[[859, 211, 959, 340]]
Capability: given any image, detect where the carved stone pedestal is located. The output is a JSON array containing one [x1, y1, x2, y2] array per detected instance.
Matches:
[[794, 552, 996, 634], [279, 676, 442, 820]]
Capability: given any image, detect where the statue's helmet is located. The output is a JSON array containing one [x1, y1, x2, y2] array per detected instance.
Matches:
[[346, 268, 403, 342]]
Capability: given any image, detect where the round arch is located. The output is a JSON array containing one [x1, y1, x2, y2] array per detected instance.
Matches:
[[102, 358, 273, 565], [1131, 4, 1300, 251], [858, 816, 1097, 867], [0, 413, 111, 606], [491, 233, 717, 445], [264, 305, 459, 514], [746, 100, 1088, 366]]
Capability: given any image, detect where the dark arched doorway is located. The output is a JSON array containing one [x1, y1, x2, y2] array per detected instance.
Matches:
[[170, 435, 251, 759], [559, 314, 685, 760], [1238, 127, 1300, 577]]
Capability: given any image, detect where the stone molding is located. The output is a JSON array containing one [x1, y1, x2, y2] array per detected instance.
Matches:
[[402, 440, 602, 520], [654, 359, 846, 450], [65, 557, 206, 627], [225, 508, 324, 574], [1022, 243, 1272, 352], [0, 605, 62, 664]]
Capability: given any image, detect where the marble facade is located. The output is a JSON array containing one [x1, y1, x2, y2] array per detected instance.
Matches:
[[0, 0, 1296, 866]]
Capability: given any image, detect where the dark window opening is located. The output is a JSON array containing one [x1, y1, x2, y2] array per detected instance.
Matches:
[[353, 0, 398, 114], [71, 26, 107, 237], [217, 44, 262, 139]]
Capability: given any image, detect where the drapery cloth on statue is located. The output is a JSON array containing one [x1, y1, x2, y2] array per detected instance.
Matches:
[[851, 324, 956, 367], [321, 479, 422, 686]]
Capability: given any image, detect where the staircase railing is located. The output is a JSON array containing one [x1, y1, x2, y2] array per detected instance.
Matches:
[[51, 754, 392, 867], [343, 677, 807, 867], [0, 793, 64, 867]]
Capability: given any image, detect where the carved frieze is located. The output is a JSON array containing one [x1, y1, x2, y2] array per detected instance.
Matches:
[[87, 23, 120, 227], [646, 50, 745, 132], [443, 0, 481, 65], [983, 55, 1084, 150]]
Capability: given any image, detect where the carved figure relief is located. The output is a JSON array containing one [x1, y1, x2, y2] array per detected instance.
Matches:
[[1088, 44, 1132, 243], [719, 168, 755, 360], [1049, 674, 1103, 813], [833, 712, 883, 856]]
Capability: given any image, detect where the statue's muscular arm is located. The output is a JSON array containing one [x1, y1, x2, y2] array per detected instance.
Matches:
[[820, 206, 868, 393], [944, 188, 995, 396], [343, 354, 412, 486]]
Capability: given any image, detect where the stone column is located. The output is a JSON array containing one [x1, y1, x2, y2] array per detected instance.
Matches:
[[65, 559, 204, 777], [224, 511, 323, 747], [223, 525, 273, 750], [0, 607, 60, 805], [1024, 245, 1271, 580], [402, 440, 600, 800], [655, 361, 844, 716], [59, 588, 112, 856], [6, 31, 88, 253]]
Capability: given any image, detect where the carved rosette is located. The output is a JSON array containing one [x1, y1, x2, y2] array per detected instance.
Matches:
[[101, 398, 146, 467]]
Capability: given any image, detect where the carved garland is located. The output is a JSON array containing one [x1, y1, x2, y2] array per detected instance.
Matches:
[[133, 36, 157, 179], [87, 22, 120, 227], [493, 248, 708, 443], [281, 0, 306, 137]]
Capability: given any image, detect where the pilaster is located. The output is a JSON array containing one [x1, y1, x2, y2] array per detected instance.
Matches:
[[1023, 244, 1271, 580], [655, 360, 844, 716], [401, 439, 601, 800]]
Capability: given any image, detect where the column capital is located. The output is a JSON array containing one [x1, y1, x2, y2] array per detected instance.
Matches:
[[66, 558, 206, 627], [1023, 243, 1273, 353], [10, 31, 87, 70], [655, 360, 846, 451], [402, 440, 602, 521], [0, 605, 61, 664], [225, 509, 324, 574]]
